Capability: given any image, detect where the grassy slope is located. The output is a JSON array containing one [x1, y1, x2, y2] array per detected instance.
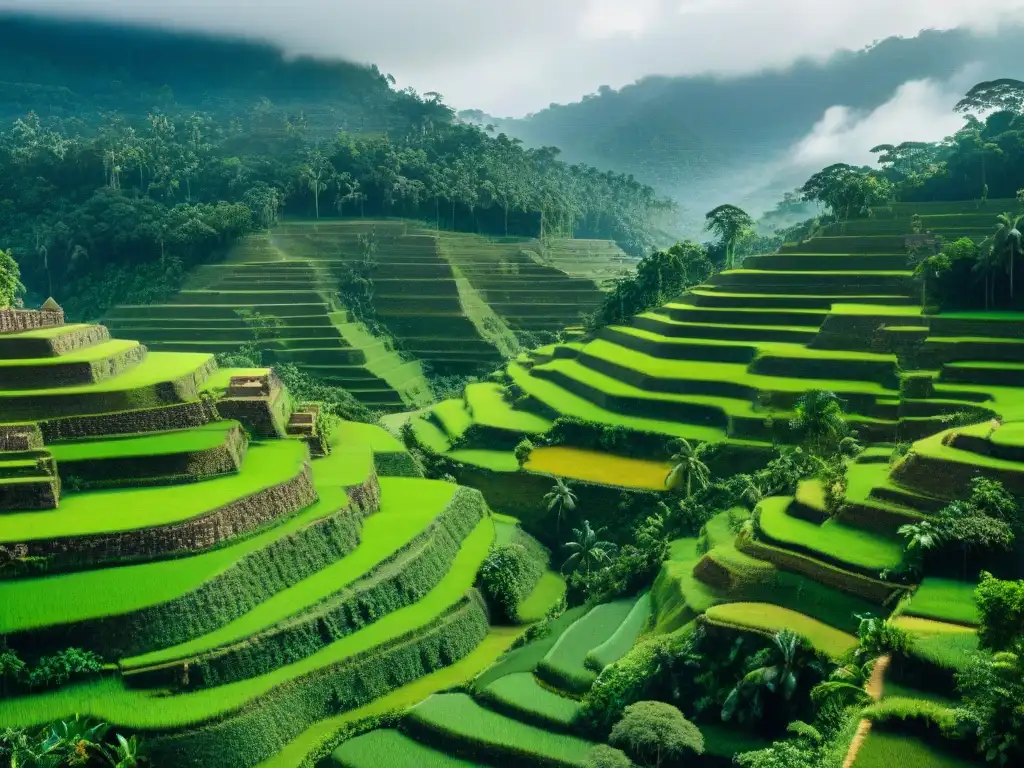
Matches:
[[0, 339, 139, 368], [48, 421, 237, 461], [0, 440, 308, 542], [464, 383, 551, 433], [705, 603, 857, 658], [262, 626, 521, 768], [405, 693, 594, 767], [902, 578, 980, 626], [0, 352, 211, 397], [121, 478, 457, 668], [332, 730, 485, 768], [0, 515, 494, 729], [536, 598, 637, 692], [757, 497, 903, 572], [478, 672, 581, 728], [855, 732, 981, 768]]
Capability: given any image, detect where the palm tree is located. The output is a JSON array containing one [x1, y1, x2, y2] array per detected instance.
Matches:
[[543, 477, 577, 532], [790, 390, 849, 457], [665, 438, 712, 496], [810, 660, 874, 710], [704, 204, 754, 270], [738, 474, 769, 510], [973, 243, 1000, 309], [993, 212, 1023, 300], [722, 630, 807, 723], [897, 519, 944, 574], [561, 520, 617, 578]]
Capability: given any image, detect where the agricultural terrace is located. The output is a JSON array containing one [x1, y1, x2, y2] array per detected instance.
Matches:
[[396, 198, 1024, 767], [0, 310, 570, 768]]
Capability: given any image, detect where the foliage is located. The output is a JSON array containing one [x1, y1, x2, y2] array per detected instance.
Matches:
[[817, 457, 848, 517], [704, 204, 754, 270], [955, 640, 1024, 766], [664, 438, 712, 498], [734, 721, 825, 768], [933, 500, 1015, 578], [0, 715, 145, 768], [789, 391, 849, 458], [544, 477, 578, 532], [273, 363, 374, 424], [513, 438, 535, 467], [26, 648, 103, 690], [0, 247, 25, 308], [800, 163, 894, 220], [855, 614, 911, 661], [721, 631, 818, 726], [976, 573, 1024, 651], [586, 744, 634, 768], [591, 241, 712, 328], [897, 519, 945, 576], [478, 544, 542, 623], [609, 701, 704, 767], [562, 520, 617, 580], [581, 513, 670, 604]]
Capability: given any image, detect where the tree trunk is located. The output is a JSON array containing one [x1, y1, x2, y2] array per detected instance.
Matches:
[[314, 190, 320, 220], [435, 197, 440, 230], [504, 203, 509, 236], [451, 200, 456, 229]]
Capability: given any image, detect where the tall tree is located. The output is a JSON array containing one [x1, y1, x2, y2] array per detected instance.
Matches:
[[704, 204, 754, 270], [562, 520, 616, 578]]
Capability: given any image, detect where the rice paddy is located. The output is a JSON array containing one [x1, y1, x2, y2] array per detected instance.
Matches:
[[704, 602, 858, 658], [525, 446, 671, 490]]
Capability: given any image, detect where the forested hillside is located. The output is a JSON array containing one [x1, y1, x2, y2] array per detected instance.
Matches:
[[0, 14, 670, 321], [470, 26, 1024, 228]]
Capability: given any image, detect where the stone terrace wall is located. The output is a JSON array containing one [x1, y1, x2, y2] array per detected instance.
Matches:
[[0, 308, 65, 333]]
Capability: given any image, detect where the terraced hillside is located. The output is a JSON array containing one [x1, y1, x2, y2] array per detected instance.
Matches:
[[0, 314, 571, 768], [108, 221, 629, 387], [399, 200, 1023, 767], [438, 233, 610, 335], [104, 234, 427, 410]]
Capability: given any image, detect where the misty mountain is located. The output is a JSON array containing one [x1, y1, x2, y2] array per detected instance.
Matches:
[[465, 27, 1024, 232]]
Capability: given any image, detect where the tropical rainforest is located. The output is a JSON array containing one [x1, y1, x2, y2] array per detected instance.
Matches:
[[0, 12, 1023, 768]]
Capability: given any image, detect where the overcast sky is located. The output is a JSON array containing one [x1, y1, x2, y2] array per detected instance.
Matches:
[[3, 0, 1024, 116]]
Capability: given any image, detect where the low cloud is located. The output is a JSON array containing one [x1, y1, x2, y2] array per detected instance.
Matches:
[[1, 0, 1023, 115]]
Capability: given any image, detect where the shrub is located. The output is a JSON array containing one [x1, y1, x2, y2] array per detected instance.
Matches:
[[586, 744, 634, 768], [0, 247, 25, 308], [514, 438, 535, 467], [478, 544, 542, 623], [609, 701, 704, 767], [818, 457, 848, 517], [578, 637, 672, 737], [976, 572, 1024, 651], [274, 363, 373, 424], [857, 615, 912, 661], [956, 640, 1023, 766], [27, 648, 103, 690]]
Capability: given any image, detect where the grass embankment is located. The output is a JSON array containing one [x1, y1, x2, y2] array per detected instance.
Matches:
[[332, 729, 484, 767], [756, 497, 903, 573], [0, 339, 140, 368], [464, 382, 551, 434], [121, 478, 458, 669], [263, 626, 521, 768], [902, 579, 980, 626], [536, 598, 638, 693], [48, 422, 238, 462], [404, 693, 594, 768], [478, 672, 581, 729], [0, 515, 494, 730], [890, 616, 980, 673], [585, 592, 651, 671], [0, 352, 212, 398], [704, 603, 858, 658], [0, 440, 308, 543], [525, 447, 670, 491], [854, 732, 981, 768], [508, 362, 726, 442], [516, 572, 567, 623]]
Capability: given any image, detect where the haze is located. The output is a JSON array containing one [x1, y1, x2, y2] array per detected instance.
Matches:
[[4, 0, 1024, 116]]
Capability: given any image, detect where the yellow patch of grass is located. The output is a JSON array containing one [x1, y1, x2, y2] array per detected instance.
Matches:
[[525, 447, 670, 491]]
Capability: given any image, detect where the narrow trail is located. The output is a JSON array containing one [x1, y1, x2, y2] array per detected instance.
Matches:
[[841, 654, 890, 768]]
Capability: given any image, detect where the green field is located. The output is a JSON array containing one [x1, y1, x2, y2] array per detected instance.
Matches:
[[0, 517, 494, 729], [704, 602, 858, 658], [478, 672, 581, 729], [333, 729, 485, 767], [902, 579, 980, 626], [121, 478, 458, 669], [536, 598, 638, 693], [405, 693, 595, 767], [0, 439, 307, 542], [756, 497, 903, 572], [855, 732, 981, 768], [48, 421, 238, 461]]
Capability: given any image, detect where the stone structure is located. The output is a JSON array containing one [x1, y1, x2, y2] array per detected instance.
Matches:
[[0, 299, 65, 334]]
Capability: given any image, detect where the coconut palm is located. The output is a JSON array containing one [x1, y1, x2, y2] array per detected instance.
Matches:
[[993, 212, 1024, 300], [810, 660, 874, 710], [543, 477, 577, 532], [722, 630, 808, 723], [973, 243, 1000, 309], [561, 520, 617, 578], [790, 390, 849, 457], [665, 438, 712, 497]]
